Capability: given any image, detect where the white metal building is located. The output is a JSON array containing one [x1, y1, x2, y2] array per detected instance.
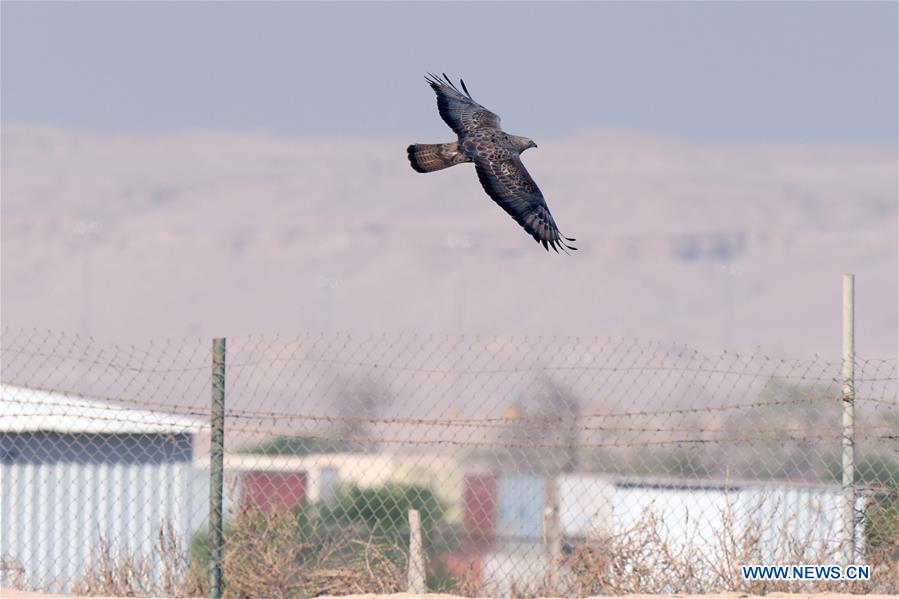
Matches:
[[0, 384, 207, 593], [482, 473, 866, 596]]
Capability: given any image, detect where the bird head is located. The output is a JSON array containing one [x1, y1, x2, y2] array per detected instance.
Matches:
[[513, 136, 538, 153]]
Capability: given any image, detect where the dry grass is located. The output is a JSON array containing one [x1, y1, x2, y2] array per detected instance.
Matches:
[[65, 507, 407, 598], [220, 506, 406, 598], [563, 511, 704, 596], [24, 493, 898, 598], [551, 502, 899, 598], [0, 556, 27, 590], [447, 493, 898, 598], [71, 523, 203, 597]]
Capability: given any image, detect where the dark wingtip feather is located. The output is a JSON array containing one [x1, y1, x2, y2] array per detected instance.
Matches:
[[443, 72, 462, 95], [460, 78, 472, 99], [406, 144, 427, 173], [558, 232, 578, 252], [425, 73, 442, 90]]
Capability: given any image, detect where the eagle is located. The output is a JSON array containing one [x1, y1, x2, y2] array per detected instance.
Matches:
[[407, 73, 577, 253]]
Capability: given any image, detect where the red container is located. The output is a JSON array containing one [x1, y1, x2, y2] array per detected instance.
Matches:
[[463, 472, 496, 549], [239, 470, 306, 513]]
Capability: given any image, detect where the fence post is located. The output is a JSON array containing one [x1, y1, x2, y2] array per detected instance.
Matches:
[[209, 338, 226, 598], [841, 275, 856, 562], [544, 477, 561, 592], [408, 509, 426, 593]]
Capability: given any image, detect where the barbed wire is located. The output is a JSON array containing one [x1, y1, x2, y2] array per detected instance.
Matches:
[[1, 390, 893, 430], [3, 405, 894, 437], [214, 424, 894, 449]]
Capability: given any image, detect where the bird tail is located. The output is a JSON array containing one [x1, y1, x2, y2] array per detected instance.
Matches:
[[407, 142, 471, 173]]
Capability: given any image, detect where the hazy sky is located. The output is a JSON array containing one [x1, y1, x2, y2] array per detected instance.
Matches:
[[2, 1, 896, 143]]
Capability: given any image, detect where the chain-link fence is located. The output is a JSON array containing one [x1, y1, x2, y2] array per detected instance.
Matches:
[[1, 327, 896, 597]]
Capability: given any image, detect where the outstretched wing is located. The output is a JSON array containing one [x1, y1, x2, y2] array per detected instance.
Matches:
[[426, 73, 501, 135], [473, 157, 577, 253]]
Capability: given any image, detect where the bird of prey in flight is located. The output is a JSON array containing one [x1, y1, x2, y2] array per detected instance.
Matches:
[[407, 73, 576, 253]]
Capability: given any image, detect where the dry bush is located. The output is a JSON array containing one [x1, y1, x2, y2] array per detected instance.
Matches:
[[452, 568, 486, 598], [562, 510, 705, 596], [221, 506, 406, 598], [0, 555, 27, 590], [67, 507, 407, 598], [71, 522, 204, 597], [304, 536, 407, 596], [710, 493, 897, 595], [50, 488, 899, 598], [556, 498, 899, 597], [478, 497, 893, 597], [221, 506, 306, 598]]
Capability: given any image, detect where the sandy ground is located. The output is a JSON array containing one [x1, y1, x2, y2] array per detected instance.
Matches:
[[4, 591, 896, 599], [313, 596, 898, 599]]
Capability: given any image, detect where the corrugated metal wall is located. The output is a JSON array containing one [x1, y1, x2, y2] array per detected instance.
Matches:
[[611, 482, 864, 562], [0, 461, 206, 593], [486, 473, 862, 558]]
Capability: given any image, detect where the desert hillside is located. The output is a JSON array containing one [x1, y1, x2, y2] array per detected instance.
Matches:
[[1, 125, 895, 357]]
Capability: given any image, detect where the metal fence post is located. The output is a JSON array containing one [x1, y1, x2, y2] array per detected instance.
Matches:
[[841, 275, 855, 562], [209, 338, 226, 598]]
